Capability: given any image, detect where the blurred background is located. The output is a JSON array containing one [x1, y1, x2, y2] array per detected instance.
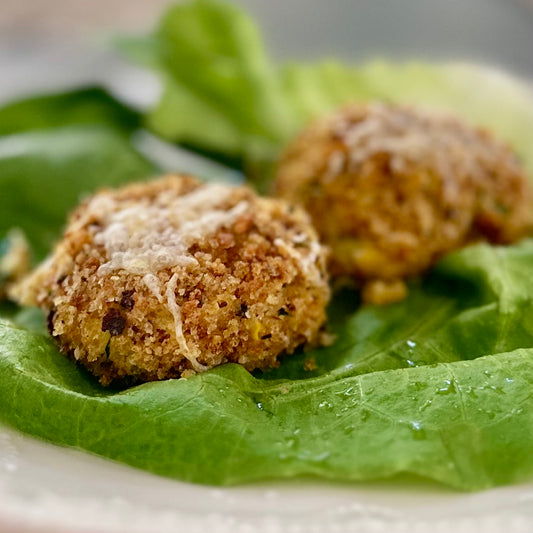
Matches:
[[0, 0, 532, 104]]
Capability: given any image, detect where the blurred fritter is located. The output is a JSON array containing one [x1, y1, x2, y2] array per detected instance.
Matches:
[[274, 103, 532, 304], [0, 229, 31, 299], [16, 175, 330, 385]]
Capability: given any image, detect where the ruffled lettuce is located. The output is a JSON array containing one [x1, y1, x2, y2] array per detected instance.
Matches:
[[120, 0, 533, 180]]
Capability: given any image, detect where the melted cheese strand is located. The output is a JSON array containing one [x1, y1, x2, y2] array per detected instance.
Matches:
[[165, 273, 204, 368]]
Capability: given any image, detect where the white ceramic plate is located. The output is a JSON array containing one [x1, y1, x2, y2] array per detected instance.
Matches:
[[2, 422, 533, 533]]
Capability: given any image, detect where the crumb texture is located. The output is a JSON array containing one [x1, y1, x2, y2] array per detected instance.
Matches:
[[275, 103, 533, 304], [19, 175, 330, 385]]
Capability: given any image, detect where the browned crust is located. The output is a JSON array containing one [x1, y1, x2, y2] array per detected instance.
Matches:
[[21, 175, 330, 385], [275, 103, 533, 303]]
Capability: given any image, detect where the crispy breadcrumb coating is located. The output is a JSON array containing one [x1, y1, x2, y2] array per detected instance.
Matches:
[[16, 175, 330, 385], [274, 103, 533, 304]]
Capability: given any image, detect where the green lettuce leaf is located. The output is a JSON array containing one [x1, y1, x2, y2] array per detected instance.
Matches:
[[2, 241, 533, 490], [281, 60, 533, 176], [141, 0, 297, 165], [0, 126, 155, 260], [0, 87, 140, 135], [124, 0, 533, 180]]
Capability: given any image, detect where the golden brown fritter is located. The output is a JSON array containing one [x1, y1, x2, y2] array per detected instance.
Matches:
[[274, 103, 533, 304], [16, 175, 330, 385]]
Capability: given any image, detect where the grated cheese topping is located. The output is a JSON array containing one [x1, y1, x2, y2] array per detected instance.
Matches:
[[88, 182, 250, 368], [274, 235, 322, 281], [93, 184, 248, 276], [327, 103, 512, 187]]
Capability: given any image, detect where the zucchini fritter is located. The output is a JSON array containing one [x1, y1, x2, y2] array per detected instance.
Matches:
[[275, 103, 532, 304], [17, 175, 330, 385]]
